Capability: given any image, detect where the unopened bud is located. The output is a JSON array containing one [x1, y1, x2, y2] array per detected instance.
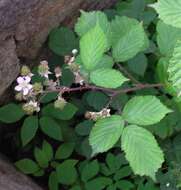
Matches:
[[21, 65, 31, 76], [33, 82, 43, 94], [54, 97, 67, 110], [72, 49, 78, 55], [22, 101, 40, 115], [38, 60, 51, 78], [15, 92, 23, 101], [54, 67, 62, 78]]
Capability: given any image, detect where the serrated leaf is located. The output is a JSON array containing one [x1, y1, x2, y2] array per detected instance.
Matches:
[[15, 159, 40, 174], [0, 103, 25, 123], [49, 172, 59, 190], [49, 27, 78, 56], [127, 53, 148, 76], [89, 115, 124, 154], [75, 120, 93, 136], [86, 91, 109, 111], [75, 10, 110, 37], [156, 21, 181, 56], [113, 166, 132, 181], [80, 23, 108, 71], [34, 147, 49, 168], [90, 68, 128, 88], [56, 159, 78, 185], [151, 0, 181, 29], [111, 16, 148, 62], [85, 177, 112, 190], [95, 55, 114, 69], [55, 142, 75, 160], [121, 125, 164, 180], [21, 116, 38, 146], [39, 117, 63, 141], [40, 92, 59, 104], [42, 103, 78, 120], [122, 96, 172, 126], [105, 153, 122, 173], [42, 140, 54, 162], [81, 160, 100, 182], [168, 40, 181, 96], [115, 180, 134, 190]]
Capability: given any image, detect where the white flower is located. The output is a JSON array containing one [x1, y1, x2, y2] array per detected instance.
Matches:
[[15, 76, 33, 95]]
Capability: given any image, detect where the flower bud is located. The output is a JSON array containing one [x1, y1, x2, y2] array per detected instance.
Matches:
[[54, 97, 67, 110], [54, 67, 62, 78], [72, 49, 78, 55], [15, 92, 23, 101], [38, 60, 51, 78], [22, 101, 40, 115], [33, 82, 43, 94], [21, 65, 31, 76]]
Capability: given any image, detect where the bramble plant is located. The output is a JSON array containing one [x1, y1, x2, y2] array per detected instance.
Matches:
[[2, 0, 181, 189]]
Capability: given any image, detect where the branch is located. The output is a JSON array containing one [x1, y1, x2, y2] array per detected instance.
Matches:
[[43, 83, 163, 98]]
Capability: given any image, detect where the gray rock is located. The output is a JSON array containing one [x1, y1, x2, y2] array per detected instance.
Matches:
[[0, 155, 43, 190]]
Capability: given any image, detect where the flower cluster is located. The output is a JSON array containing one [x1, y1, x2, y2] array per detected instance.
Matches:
[[85, 108, 111, 121], [14, 49, 85, 115], [65, 49, 85, 85]]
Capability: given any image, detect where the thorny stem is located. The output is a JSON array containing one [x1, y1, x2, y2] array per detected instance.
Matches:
[[43, 83, 163, 98]]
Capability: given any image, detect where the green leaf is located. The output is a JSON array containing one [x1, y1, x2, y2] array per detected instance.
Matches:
[[86, 91, 109, 111], [75, 120, 93, 136], [127, 53, 148, 76], [21, 116, 38, 146], [151, 0, 181, 29], [55, 142, 75, 160], [95, 55, 114, 69], [40, 92, 59, 104], [80, 23, 108, 71], [39, 117, 63, 141], [49, 27, 78, 56], [42, 103, 78, 120], [168, 40, 181, 96], [121, 125, 164, 180], [105, 153, 122, 173], [60, 66, 75, 87], [85, 177, 112, 190], [49, 172, 59, 190], [81, 160, 100, 182], [33, 169, 45, 177], [56, 159, 78, 185], [34, 141, 53, 168], [34, 147, 49, 168], [0, 103, 24, 123], [122, 96, 172, 126], [111, 16, 148, 62], [42, 140, 54, 162], [113, 166, 132, 181], [89, 115, 124, 154], [75, 11, 110, 37], [15, 159, 40, 174], [90, 68, 128, 88], [115, 180, 134, 190], [156, 21, 181, 56]]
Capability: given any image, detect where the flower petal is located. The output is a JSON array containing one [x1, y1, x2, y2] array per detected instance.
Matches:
[[17, 77, 24, 84], [15, 85, 22, 92], [24, 76, 31, 83], [27, 84, 33, 90], [23, 88, 29, 95]]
